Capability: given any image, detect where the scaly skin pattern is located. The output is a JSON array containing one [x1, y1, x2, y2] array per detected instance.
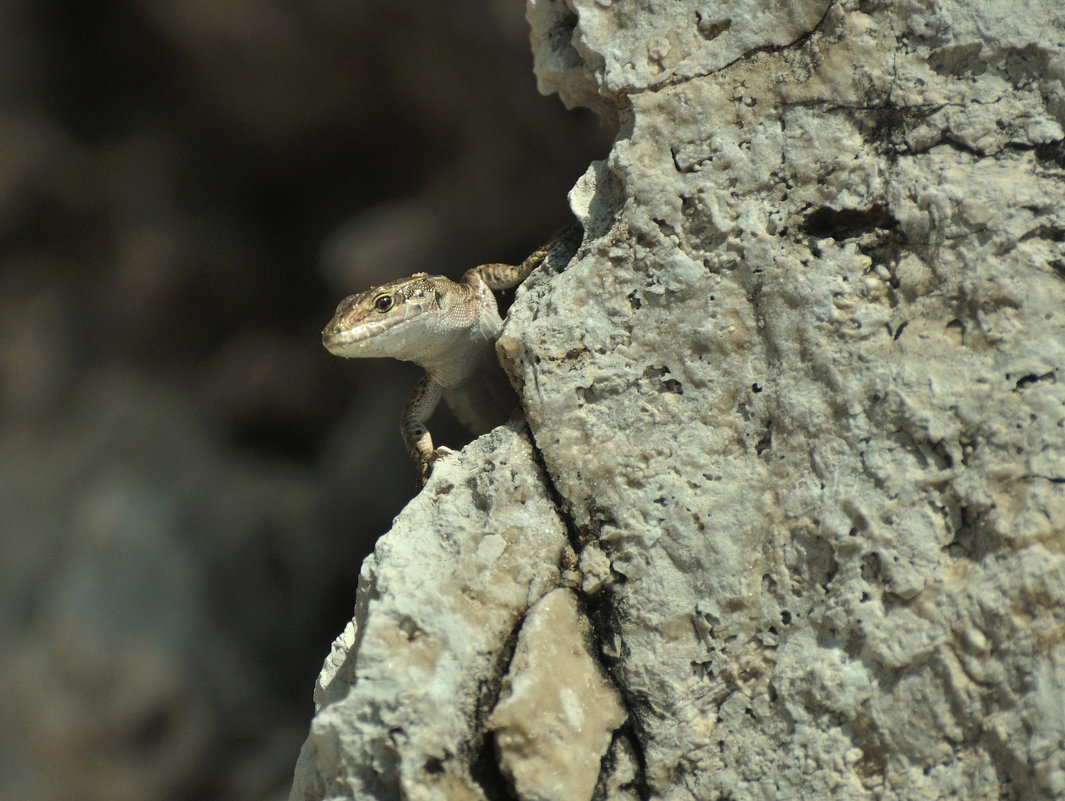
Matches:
[[322, 225, 578, 484]]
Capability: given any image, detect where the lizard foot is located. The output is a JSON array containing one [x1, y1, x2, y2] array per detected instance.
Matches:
[[418, 446, 458, 485]]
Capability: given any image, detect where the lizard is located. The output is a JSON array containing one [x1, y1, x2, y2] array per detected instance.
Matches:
[[322, 224, 580, 484]]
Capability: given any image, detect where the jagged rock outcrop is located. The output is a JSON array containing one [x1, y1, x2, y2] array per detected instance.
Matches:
[[292, 1, 1065, 799]]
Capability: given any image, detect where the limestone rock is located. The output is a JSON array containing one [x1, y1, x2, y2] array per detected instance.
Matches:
[[488, 588, 626, 801], [294, 0, 1065, 798], [289, 425, 571, 801], [508, 0, 1065, 798]]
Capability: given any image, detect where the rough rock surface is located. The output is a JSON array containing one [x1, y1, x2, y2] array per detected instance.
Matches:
[[290, 424, 601, 800], [489, 587, 626, 801], [293, 0, 1065, 799]]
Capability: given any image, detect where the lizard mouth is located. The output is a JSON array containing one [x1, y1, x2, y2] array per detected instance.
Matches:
[[321, 304, 422, 354]]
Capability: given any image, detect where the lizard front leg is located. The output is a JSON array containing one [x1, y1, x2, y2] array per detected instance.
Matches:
[[463, 223, 581, 291], [401, 374, 455, 484]]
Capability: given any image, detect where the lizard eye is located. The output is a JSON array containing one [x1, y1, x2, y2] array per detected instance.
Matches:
[[373, 294, 393, 312]]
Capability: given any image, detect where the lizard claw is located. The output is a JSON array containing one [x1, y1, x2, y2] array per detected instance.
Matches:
[[418, 446, 458, 485]]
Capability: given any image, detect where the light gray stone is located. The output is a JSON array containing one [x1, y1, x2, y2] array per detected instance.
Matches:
[[294, 0, 1065, 798], [489, 588, 626, 801], [508, 0, 1065, 798], [290, 424, 573, 800]]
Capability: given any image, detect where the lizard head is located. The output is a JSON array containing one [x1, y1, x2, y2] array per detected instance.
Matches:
[[322, 273, 454, 359]]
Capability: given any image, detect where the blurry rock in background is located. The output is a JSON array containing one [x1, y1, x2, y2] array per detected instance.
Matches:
[[0, 1, 607, 799]]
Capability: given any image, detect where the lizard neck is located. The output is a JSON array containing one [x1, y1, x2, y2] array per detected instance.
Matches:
[[404, 275, 500, 387], [417, 299, 502, 387]]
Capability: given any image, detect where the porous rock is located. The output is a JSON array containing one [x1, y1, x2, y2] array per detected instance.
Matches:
[[290, 424, 574, 800], [511, 0, 1065, 798], [488, 587, 626, 801], [295, 0, 1065, 798]]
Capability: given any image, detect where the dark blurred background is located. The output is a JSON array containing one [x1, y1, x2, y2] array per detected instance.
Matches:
[[0, 1, 607, 798]]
